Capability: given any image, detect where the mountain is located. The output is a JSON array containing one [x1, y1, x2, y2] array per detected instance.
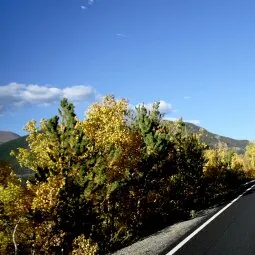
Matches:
[[0, 135, 30, 177], [185, 122, 249, 153], [0, 131, 20, 144], [0, 124, 250, 178]]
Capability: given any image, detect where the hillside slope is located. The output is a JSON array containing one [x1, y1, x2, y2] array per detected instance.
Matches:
[[0, 135, 30, 176], [0, 123, 250, 177], [0, 131, 20, 143], [185, 122, 249, 153]]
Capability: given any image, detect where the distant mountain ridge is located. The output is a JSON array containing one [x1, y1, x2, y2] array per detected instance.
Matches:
[[0, 131, 20, 143], [0, 135, 29, 177], [0, 124, 250, 177], [185, 122, 249, 153]]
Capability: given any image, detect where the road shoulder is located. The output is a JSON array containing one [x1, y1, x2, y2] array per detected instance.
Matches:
[[112, 181, 255, 255], [112, 207, 220, 255]]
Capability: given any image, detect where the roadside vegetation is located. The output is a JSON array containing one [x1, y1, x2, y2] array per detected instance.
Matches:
[[0, 96, 254, 254]]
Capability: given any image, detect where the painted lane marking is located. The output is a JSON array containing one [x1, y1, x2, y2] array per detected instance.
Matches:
[[166, 183, 255, 255]]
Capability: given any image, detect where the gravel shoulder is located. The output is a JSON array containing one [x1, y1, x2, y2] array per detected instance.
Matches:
[[112, 181, 255, 255], [112, 207, 220, 255]]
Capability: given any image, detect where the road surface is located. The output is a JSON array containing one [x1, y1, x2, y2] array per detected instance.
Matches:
[[171, 185, 255, 255]]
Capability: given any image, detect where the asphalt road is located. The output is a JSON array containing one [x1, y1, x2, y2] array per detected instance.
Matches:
[[172, 186, 255, 255]]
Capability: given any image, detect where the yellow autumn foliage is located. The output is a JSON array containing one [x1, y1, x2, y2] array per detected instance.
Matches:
[[203, 143, 230, 176], [0, 165, 33, 254], [33, 221, 66, 254], [72, 234, 99, 255], [84, 95, 132, 148], [83, 95, 143, 180], [31, 175, 65, 212], [231, 153, 245, 171], [13, 120, 60, 172], [13, 118, 84, 176], [245, 143, 255, 170]]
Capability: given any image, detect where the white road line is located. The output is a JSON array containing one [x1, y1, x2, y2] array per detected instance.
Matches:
[[166, 183, 255, 255]]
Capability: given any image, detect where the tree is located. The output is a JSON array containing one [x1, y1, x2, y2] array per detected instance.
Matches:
[[0, 161, 33, 254], [9, 95, 249, 254], [82, 95, 144, 251], [167, 121, 207, 213], [12, 99, 96, 254], [203, 142, 231, 177], [244, 143, 255, 177]]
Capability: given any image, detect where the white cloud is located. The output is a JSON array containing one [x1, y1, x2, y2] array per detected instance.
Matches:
[[0, 83, 25, 107], [140, 100, 172, 114], [88, 0, 94, 5], [0, 82, 24, 99], [21, 85, 61, 104], [158, 100, 172, 114], [0, 82, 98, 114], [184, 96, 191, 100], [63, 85, 96, 101], [81, 5, 87, 10]]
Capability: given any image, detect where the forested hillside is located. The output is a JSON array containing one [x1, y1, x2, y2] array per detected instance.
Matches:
[[185, 122, 249, 153], [0, 122, 249, 177], [0, 135, 30, 176]]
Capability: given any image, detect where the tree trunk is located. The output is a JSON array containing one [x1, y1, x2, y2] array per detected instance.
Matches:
[[13, 221, 19, 255]]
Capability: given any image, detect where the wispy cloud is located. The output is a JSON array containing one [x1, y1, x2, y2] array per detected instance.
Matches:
[[80, 0, 95, 10], [116, 33, 127, 38], [164, 117, 200, 125], [88, 0, 95, 5], [81, 5, 87, 10], [164, 117, 179, 122], [0, 83, 98, 114], [184, 96, 191, 100], [184, 120, 200, 125], [137, 100, 173, 114]]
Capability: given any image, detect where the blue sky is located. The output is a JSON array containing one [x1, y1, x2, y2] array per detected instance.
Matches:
[[1, 0, 255, 140]]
